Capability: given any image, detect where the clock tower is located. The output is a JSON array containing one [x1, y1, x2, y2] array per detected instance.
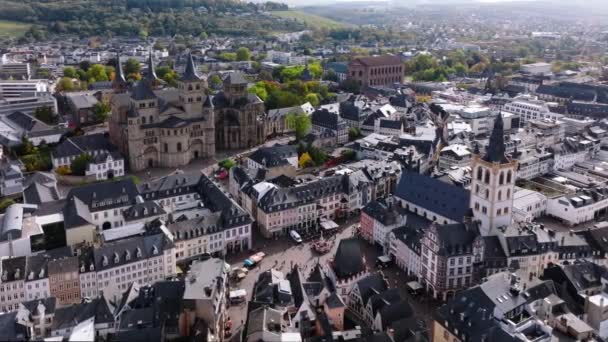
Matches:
[[470, 114, 517, 236]]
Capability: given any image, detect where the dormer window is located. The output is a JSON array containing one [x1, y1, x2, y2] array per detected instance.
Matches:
[[89, 264, 95, 272], [102, 256, 108, 267], [114, 252, 120, 264], [125, 251, 131, 261], [14, 268, 20, 279], [28, 271, 34, 280], [152, 246, 159, 255], [136, 248, 142, 258], [80, 264, 85, 273], [39, 269, 45, 278]]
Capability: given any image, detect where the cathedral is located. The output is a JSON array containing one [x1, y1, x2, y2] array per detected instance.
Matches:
[[109, 51, 266, 171]]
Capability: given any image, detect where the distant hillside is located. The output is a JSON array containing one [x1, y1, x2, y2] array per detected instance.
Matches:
[[0, 0, 306, 38], [271, 10, 352, 30]]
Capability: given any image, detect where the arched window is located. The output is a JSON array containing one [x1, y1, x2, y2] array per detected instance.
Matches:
[[499, 172, 504, 185], [507, 170, 513, 183], [163, 143, 168, 153], [507, 189, 511, 199], [485, 189, 489, 199], [477, 167, 483, 181], [484, 171, 490, 184], [177, 142, 182, 152], [188, 84, 193, 91], [498, 191, 502, 201], [475, 185, 480, 194], [141, 116, 146, 124]]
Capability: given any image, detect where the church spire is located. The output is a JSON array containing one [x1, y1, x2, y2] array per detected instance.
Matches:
[[114, 51, 126, 84], [483, 113, 508, 163], [143, 49, 157, 82], [180, 52, 201, 82], [112, 51, 128, 92]]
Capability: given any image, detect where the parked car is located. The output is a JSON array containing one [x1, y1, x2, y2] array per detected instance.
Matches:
[[290, 230, 302, 243]]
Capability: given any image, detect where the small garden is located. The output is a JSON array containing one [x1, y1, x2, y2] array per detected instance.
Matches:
[[16, 138, 52, 172]]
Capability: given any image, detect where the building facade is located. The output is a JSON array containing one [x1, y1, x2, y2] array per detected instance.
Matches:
[[347, 56, 404, 88]]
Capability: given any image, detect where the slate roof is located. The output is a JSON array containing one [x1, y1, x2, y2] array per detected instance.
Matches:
[[362, 198, 406, 226], [1, 256, 27, 282], [131, 79, 157, 101], [378, 299, 413, 330], [6, 111, 52, 133], [483, 114, 509, 163], [66, 178, 139, 213], [223, 72, 248, 85], [379, 119, 403, 130], [114, 52, 127, 85], [356, 273, 388, 307], [142, 50, 158, 82], [248, 144, 296, 168], [0, 311, 29, 340], [180, 52, 202, 82], [92, 233, 171, 272], [333, 238, 365, 279], [395, 170, 470, 222], [339, 102, 361, 122], [52, 133, 116, 159], [51, 296, 115, 332], [123, 201, 165, 222], [67, 93, 98, 109], [138, 172, 201, 200], [312, 108, 344, 131], [435, 222, 480, 256], [22, 297, 57, 316], [325, 292, 344, 309]]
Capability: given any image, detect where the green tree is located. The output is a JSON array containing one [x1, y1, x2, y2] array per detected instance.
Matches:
[[348, 127, 362, 141], [63, 67, 78, 78], [156, 66, 178, 87], [248, 82, 269, 102], [56, 77, 75, 92], [304, 93, 320, 106], [218, 52, 237, 62], [37, 68, 51, 78], [86, 64, 109, 82], [0, 198, 15, 212], [34, 106, 54, 124], [286, 111, 311, 141], [17, 136, 35, 156], [307, 62, 323, 80], [259, 70, 273, 81], [93, 101, 111, 122], [124, 58, 142, 76], [236, 47, 252, 61], [209, 74, 223, 88], [218, 158, 236, 170], [70, 153, 93, 176]]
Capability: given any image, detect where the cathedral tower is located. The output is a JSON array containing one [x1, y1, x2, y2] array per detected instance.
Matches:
[[469, 114, 517, 236], [178, 52, 206, 116]]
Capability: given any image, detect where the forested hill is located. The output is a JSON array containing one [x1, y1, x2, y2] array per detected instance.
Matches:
[[0, 0, 303, 38]]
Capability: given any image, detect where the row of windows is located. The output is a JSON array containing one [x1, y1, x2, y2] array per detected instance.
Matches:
[[476, 166, 513, 185], [474, 186, 511, 200]]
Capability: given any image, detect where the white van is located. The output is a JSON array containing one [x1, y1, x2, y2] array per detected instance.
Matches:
[[289, 230, 302, 243]]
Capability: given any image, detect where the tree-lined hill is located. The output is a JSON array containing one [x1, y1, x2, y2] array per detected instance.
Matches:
[[0, 0, 304, 39]]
